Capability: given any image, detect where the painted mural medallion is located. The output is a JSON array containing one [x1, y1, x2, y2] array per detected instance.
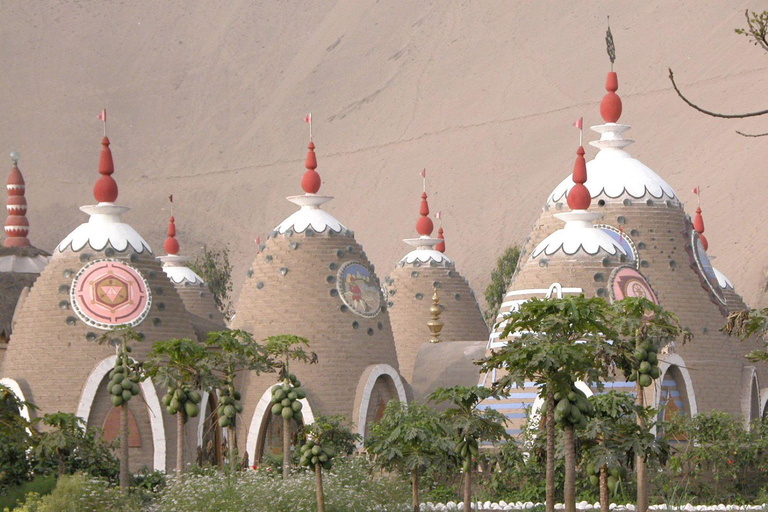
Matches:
[[336, 261, 381, 318], [609, 266, 659, 304], [70, 259, 152, 329]]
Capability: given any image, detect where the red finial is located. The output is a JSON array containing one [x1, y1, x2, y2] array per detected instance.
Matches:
[[300, 140, 321, 194], [600, 72, 622, 123], [435, 226, 445, 253], [566, 146, 591, 210], [416, 191, 434, 236], [164, 215, 180, 255], [94, 136, 118, 203], [694, 206, 708, 251], [4, 156, 30, 247]]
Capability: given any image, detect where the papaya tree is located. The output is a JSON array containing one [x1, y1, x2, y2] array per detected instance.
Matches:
[[0, 384, 36, 491], [366, 400, 454, 512], [205, 330, 276, 470], [723, 307, 768, 363], [478, 295, 615, 512], [96, 326, 143, 491], [428, 386, 507, 512], [299, 415, 360, 512], [610, 297, 686, 512], [264, 334, 317, 479], [144, 337, 215, 474]]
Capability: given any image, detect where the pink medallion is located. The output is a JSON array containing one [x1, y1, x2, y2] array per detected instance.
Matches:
[[610, 266, 658, 304], [70, 259, 152, 329]]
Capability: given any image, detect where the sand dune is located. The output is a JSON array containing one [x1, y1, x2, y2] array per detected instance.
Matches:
[[1, 0, 766, 310]]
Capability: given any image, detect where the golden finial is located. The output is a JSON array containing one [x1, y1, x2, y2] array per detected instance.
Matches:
[[428, 286, 444, 343]]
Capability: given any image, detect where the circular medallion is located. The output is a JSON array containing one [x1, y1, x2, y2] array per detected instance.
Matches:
[[690, 231, 725, 304], [596, 224, 638, 266], [609, 266, 658, 304], [70, 259, 152, 329], [336, 261, 381, 318]]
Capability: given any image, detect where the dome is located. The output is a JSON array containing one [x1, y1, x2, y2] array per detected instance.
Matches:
[[1, 134, 197, 473], [548, 124, 678, 206], [531, 211, 626, 258], [232, 140, 405, 465], [386, 191, 488, 386]]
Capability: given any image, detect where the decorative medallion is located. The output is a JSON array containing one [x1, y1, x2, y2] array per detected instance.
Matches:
[[596, 224, 638, 265], [609, 266, 658, 304], [70, 259, 152, 329], [690, 232, 725, 305], [336, 261, 381, 318]]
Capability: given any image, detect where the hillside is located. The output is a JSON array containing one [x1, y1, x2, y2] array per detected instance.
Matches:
[[1, 0, 766, 312]]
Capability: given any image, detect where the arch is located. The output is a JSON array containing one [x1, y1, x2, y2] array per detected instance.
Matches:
[[740, 366, 760, 426], [353, 364, 408, 440], [76, 355, 166, 471], [656, 353, 697, 416], [245, 386, 315, 466], [0, 377, 31, 421]]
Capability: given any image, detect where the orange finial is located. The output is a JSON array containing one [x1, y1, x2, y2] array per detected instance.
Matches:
[[416, 191, 434, 236], [694, 206, 708, 251], [600, 72, 622, 123], [164, 195, 180, 255], [567, 146, 590, 210], [94, 136, 118, 203], [301, 140, 321, 194], [436, 226, 445, 253]]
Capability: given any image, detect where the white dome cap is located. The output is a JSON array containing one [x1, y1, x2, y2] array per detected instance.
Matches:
[[548, 124, 678, 206], [532, 211, 626, 258]]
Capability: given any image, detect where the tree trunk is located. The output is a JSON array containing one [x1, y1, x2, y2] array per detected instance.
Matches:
[[58, 453, 65, 477], [599, 465, 609, 512], [635, 383, 648, 512], [463, 465, 472, 512], [120, 404, 130, 491], [315, 462, 325, 512], [546, 388, 556, 512], [412, 470, 420, 512], [564, 424, 576, 512], [176, 411, 186, 474], [227, 425, 237, 471], [282, 416, 291, 479]]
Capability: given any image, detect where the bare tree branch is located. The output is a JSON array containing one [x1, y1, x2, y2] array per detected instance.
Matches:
[[736, 130, 768, 138], [668, 68, 768, 118]]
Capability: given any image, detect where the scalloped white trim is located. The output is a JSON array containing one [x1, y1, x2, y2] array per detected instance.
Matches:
[[275, 206, 347, 235], [0, 254, 49, 273], [57, 204, 152, 254], [532, 223, 626, 258], [163, 265, 204, 285], [713, 267, 734, 290], [400, 249, 452, 265]]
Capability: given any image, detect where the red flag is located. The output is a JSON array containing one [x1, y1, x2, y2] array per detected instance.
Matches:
[[573, 117, 583, 129], [436, 211, 442, 220], [692, 187, 699, 195], [98, 109, 106, 122], [303, 113, 312, 123], [169, 194, 173, 203], [420, 169, 426, 179]]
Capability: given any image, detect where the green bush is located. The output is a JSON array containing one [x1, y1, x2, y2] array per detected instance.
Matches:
[[0, 475, 56, 511], [152, 457, 408, 512], [10, 474, 142, 512]]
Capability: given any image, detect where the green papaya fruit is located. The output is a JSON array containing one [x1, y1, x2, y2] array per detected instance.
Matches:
[[184, 401, 199, 418], [628, 370, 638, 382], [589, 475, 599, 486], [638, 374, 652, 387], [235, 403, 243, 413], [288, 391, 298, 401], [281, 406, 293, 419], [293, 411, 302, 422], [121, 390, 132, 402], [162, 393, 172, 406], [224, 405, 236, 418], [121, 379, 133, 390], [649, 366, 661, 379], [291, 401, 303, 412], [188, 391, 202, 404], [233, 390, 242, 400], [610, 467, 620, 478], [641, 340, 653, 352], [639, 361, 651, 374], [111, 384, 124, 395], [634, 348, 647, 361], [646, 351, 658, 365], [111, 395, 124, 407]]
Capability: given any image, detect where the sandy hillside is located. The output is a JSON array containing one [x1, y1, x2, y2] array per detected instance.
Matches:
[[1, 1, 767, 312]]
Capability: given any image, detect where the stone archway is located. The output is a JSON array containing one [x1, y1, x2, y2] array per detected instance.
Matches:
[[353, 364, 408, 441]]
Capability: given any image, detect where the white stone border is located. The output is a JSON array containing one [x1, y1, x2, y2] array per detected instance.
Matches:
[[197, 390, 210, 447], [246, 385, 315, 466], [354, 363, 408, 440], [657, 353, 697, 416], [761, 387, 768, 420], [0, 377, 31, 421], [76, 355, 166, 471]]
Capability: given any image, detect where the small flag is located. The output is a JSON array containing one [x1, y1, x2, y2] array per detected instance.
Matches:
[[420, 169, 426, 179], [692, 187, 699, 195], [303, 113, 311, 124], [573, 117, 583, 130], [436, 211, 442, 220], [169, 194, 173, 203], [98, 109, 107, 122]]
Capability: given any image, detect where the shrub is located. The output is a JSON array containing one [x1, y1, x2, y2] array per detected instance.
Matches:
[[10, 473, 142, 512]]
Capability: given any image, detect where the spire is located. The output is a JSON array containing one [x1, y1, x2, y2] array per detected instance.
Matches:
[[164, 217, 180, 256], [416, 192, 434, 236], [694, 206, 708, 251], [94, 137, 118, 203], [566, 146, 591, 210], [435, 227, 445, 253], [427, 286, 444, 343], [4, 152, 30, 247], [301, 140, 321, 194]]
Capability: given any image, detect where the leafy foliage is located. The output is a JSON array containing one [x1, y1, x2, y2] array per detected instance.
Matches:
[[484, 245, 521, 325], [0, 384, 35, 491], [189, 244, 235, 320], [735, 10, 768, 51], [723, 308, 768, 363], [302, 415, 360, 458]]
